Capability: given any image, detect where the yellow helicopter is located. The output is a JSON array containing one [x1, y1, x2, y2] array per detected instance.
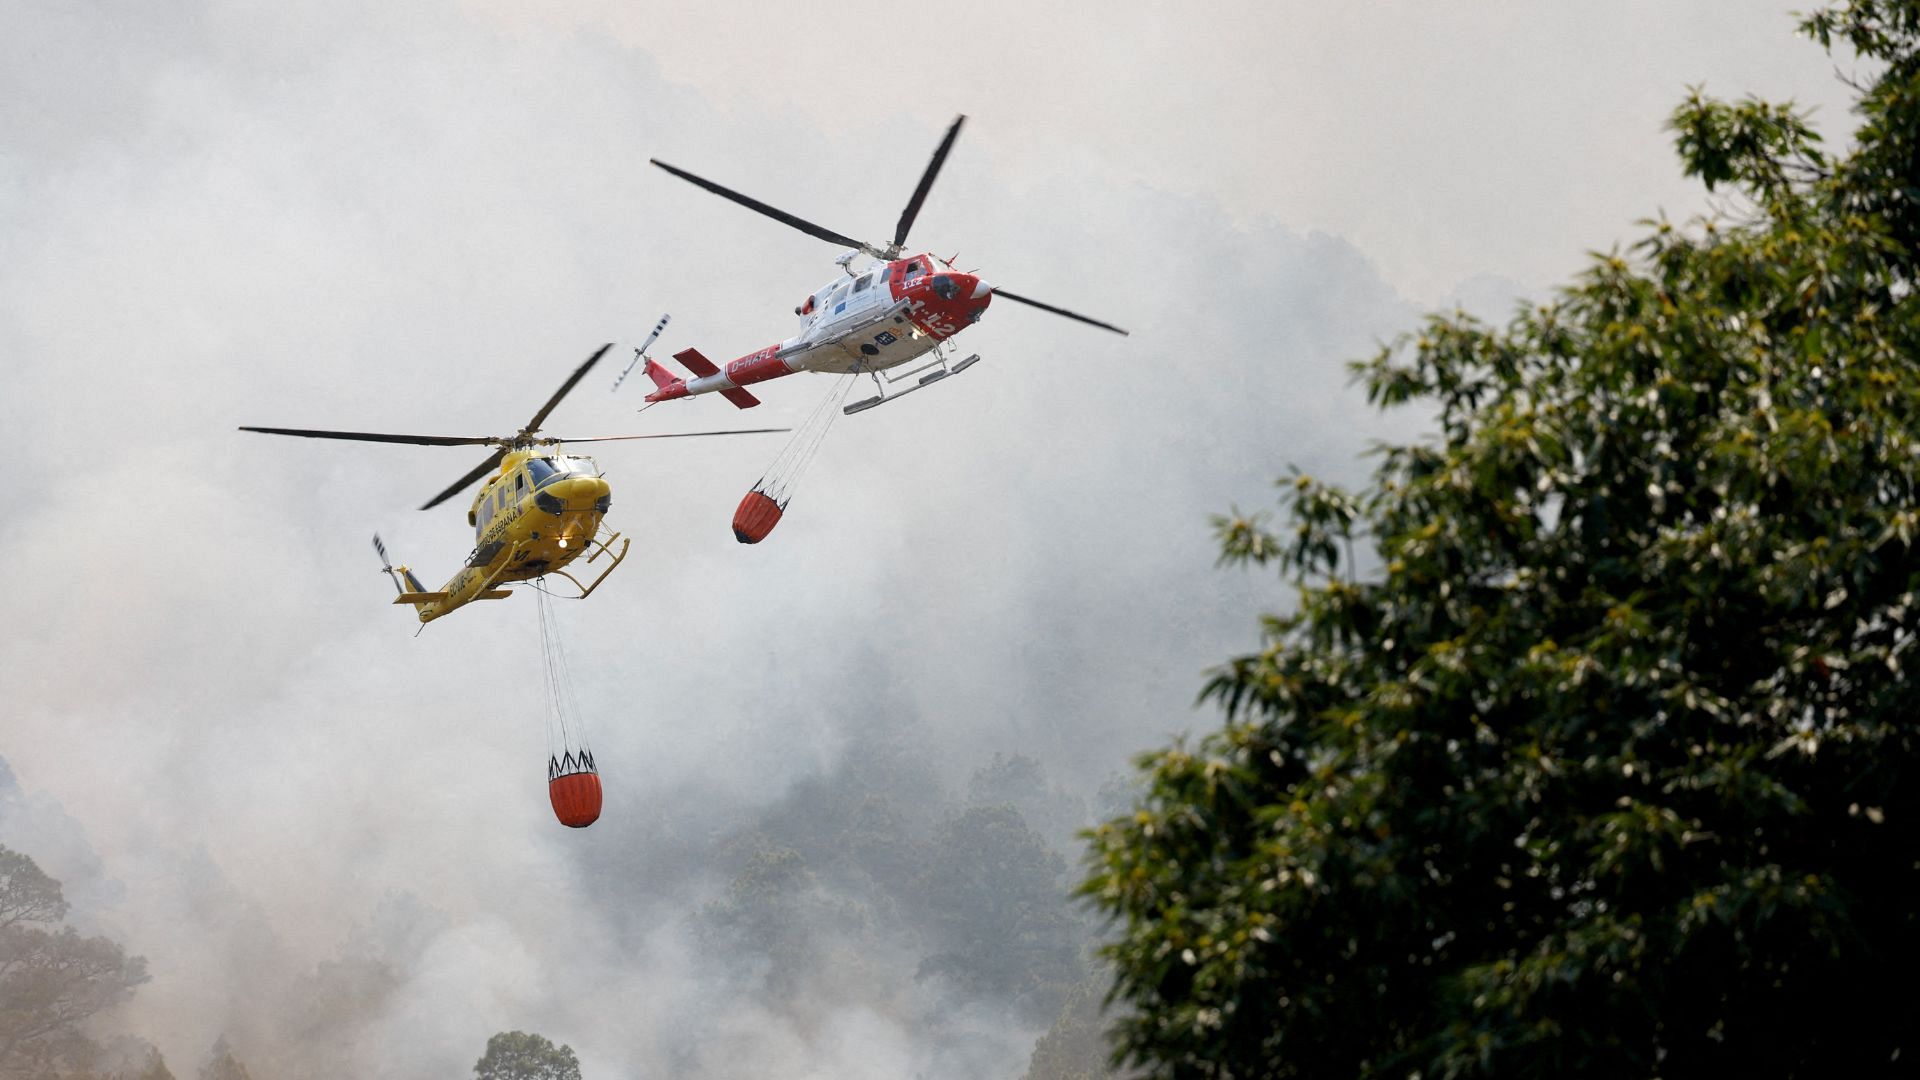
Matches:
[[242, 343, 785, 623]]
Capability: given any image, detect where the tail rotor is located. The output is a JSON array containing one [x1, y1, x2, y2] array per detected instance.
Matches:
[[372, 534, 426, 595], [612, 314, 672, 394]]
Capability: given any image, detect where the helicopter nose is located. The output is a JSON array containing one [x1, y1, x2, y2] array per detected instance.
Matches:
[[935, 272, 988, 302], [548, 475, 611, 508]]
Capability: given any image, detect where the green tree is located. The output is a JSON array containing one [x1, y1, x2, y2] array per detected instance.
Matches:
[[0, 845, 150, 1075], [473, 1030, 581, 1080], [1084, 3, 1920, 1076]]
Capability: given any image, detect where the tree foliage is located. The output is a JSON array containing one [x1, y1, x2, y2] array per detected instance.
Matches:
[[0, 847, 67, 932], [915, 804, 1083, 1019], [1084, 3, 1920, 1076], [0, 844, 150, 1076], [473, 1030, 581, 1080], [971, 753, 1095, 852], [690, 732, 1092, 1034], [698, 838, 868, 996]]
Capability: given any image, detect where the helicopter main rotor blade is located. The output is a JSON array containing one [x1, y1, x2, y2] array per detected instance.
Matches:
[[523, 343, 614, 434], [894, 115, 965, 252], [239, 426, 500, 446], [421, 447, 507, 511], [540, 427, 791, 444], [650, 159, 877, 255], [992, 288, 1131, 336]]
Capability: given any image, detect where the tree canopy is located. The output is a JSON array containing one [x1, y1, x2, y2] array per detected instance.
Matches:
[[1084, 2, 1920, 1076], [473, 1030, 582, 1080], [915, 804, 1084, 1019], [0, 844, 150, 1076]]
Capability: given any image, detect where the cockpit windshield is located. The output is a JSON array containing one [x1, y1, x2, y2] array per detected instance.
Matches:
[[527, 456, 595, 488]]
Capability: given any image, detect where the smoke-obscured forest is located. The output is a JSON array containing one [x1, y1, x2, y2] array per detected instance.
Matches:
[[2, 734, 1133, 1078]]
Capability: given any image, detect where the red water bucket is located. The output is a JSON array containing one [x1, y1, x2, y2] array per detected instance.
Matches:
[[548, 770, 602, 829], [732, 489, 784, 544]]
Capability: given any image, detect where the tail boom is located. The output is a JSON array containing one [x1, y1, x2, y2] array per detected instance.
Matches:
[[644, 344, 799, 409]]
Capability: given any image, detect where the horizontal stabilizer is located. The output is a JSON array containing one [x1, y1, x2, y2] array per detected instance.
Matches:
[[393, 591, 449, 605], [720, 387, 762, 409], [673, 347, 721, 379], [474, 590, 513, 601]]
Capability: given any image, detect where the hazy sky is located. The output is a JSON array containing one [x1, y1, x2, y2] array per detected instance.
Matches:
[[456, 0, 1861, 302], [0, 1, 1862, 1074]]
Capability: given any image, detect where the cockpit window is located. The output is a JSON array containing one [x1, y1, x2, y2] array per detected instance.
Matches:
[[931, 274, 959, 300], [904, 260, 924, 277], [527, 458, 558, 486]]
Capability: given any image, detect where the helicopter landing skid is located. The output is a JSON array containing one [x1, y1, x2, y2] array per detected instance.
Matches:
[[543, 528, 630, 600], [845, 353, 980, 415]]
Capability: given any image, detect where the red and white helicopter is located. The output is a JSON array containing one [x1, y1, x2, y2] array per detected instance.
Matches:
[[639, 115, 1127, 417]]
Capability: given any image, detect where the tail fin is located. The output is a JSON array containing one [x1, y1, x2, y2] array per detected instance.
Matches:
[[374, 535, 442, 608], [643, 357, 680, 393]]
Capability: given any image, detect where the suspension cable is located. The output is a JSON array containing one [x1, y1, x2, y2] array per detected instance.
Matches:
[[535, 583, 589, 766], [759, 373, 856, 504]]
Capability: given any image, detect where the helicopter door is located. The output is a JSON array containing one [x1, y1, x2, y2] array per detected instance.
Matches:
[[832, 270, 880, 325], [825, 281, 854, 320]]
